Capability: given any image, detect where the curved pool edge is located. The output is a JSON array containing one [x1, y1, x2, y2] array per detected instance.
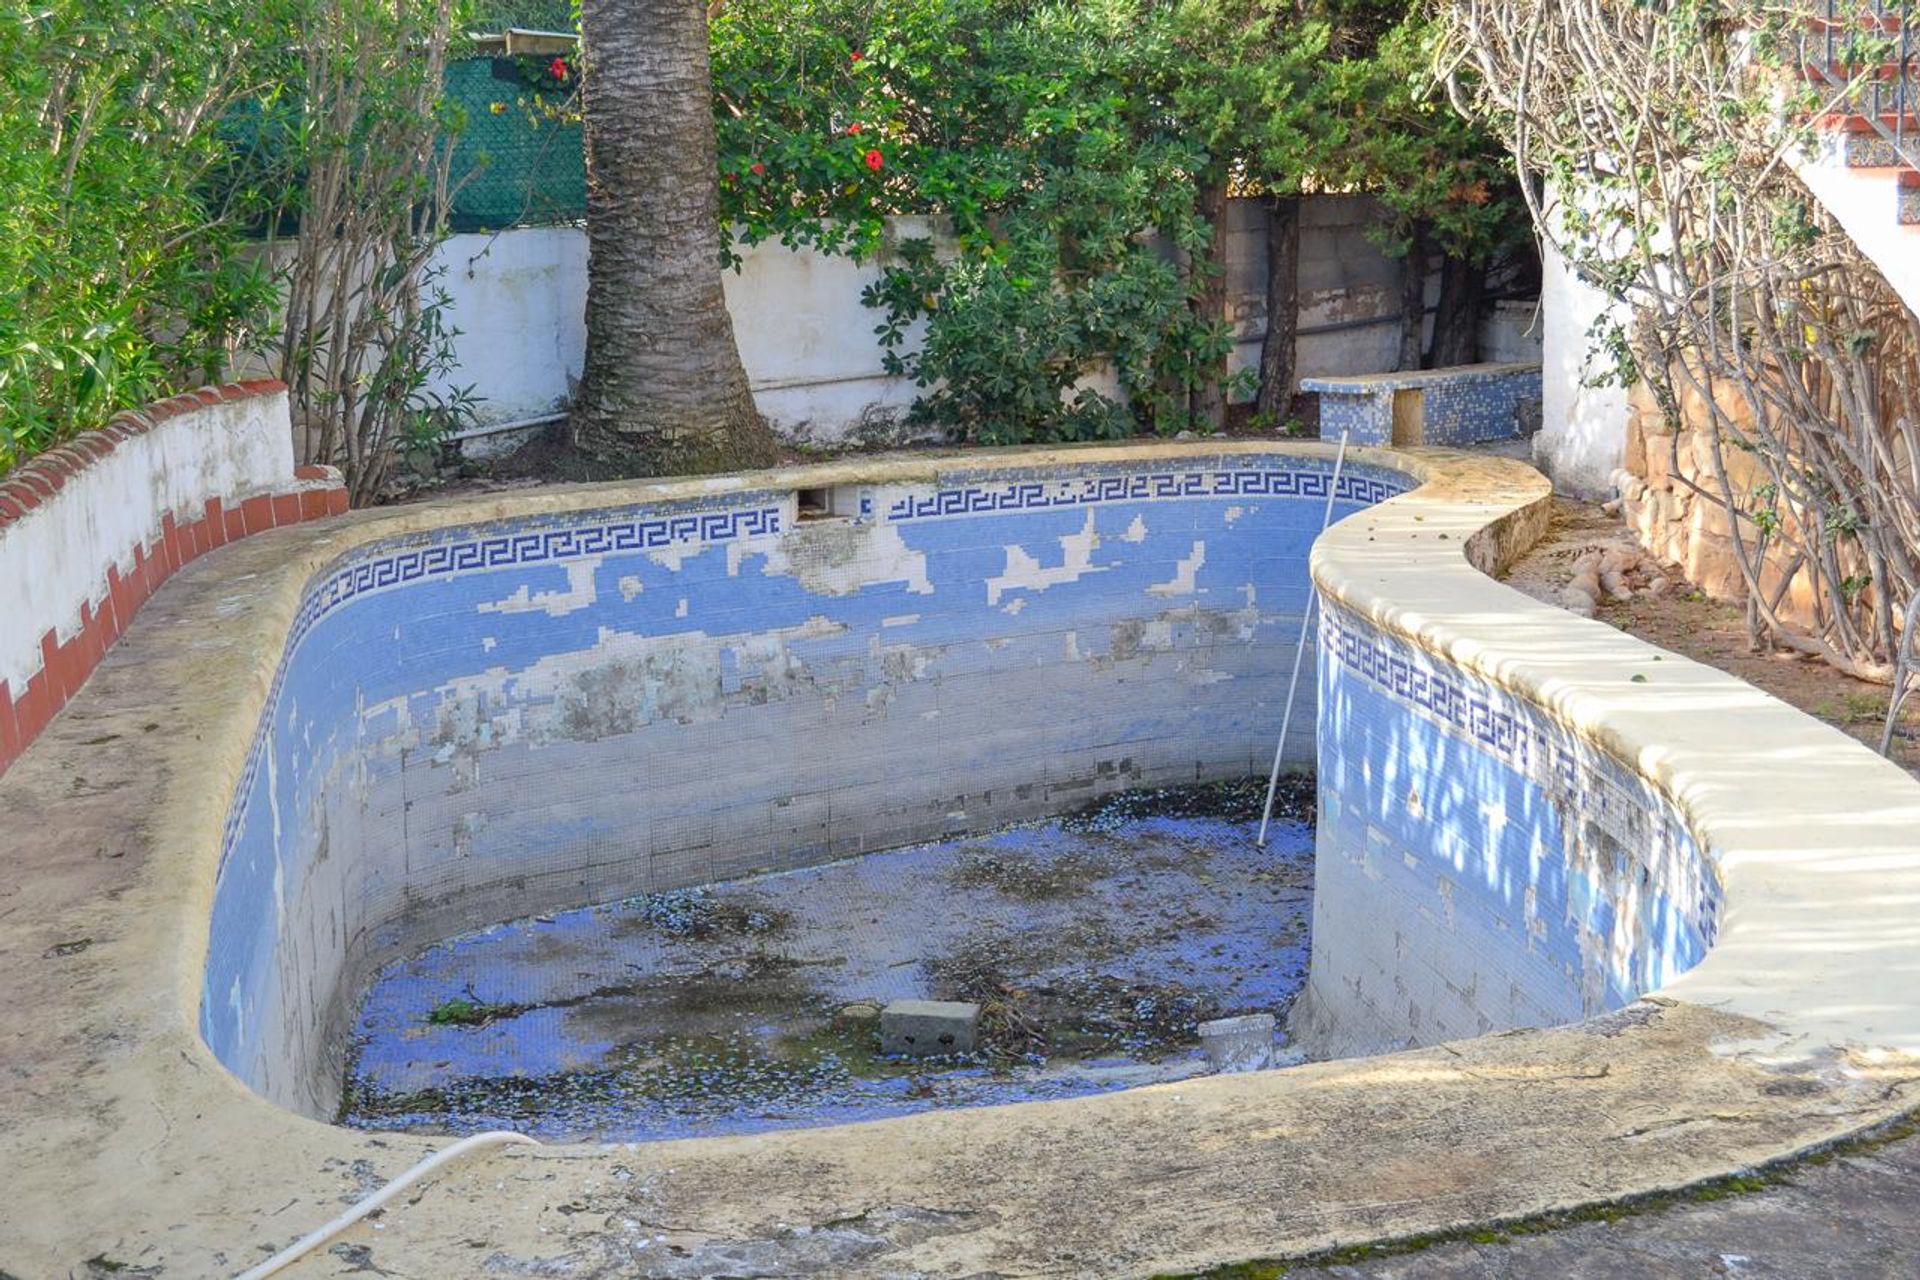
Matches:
[[3, 440, 1919, 1280], [1312, 450, 1920, 1065]]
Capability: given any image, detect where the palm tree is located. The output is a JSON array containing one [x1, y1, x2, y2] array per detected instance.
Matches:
[[571, 0, 778, 473]]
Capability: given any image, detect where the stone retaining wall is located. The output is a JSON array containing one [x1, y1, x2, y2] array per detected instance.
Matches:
[[1613, 376, 1825, 632]]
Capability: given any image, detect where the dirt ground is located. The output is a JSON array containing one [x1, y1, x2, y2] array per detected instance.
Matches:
[[382, 399, 1328, 508], [1500, 496, 1920, 778]]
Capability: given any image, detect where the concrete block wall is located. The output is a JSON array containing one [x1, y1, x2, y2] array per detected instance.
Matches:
[[0, 383, 346, 777], [202, 452, 1411, 1116], [1295, 599, 1720, 1056]]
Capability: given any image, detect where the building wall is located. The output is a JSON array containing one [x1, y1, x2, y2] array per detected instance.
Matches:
[[1534, 237, 1631, 496], [202, 451, 1410, 1116], [432, 198, 1544, 447], [1790, 131, 1920, 321], [0, 384, 345, 776]]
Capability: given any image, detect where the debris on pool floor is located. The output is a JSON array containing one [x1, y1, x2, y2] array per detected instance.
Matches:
[[341, 779, 1316, 1142]]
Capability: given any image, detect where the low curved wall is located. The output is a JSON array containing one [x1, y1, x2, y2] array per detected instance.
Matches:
[[204, 452, 1415, 1116], [0, 382, 345, 776], [1300, 598, 1719, 1054]]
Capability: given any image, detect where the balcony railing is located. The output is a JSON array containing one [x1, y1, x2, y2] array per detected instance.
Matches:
[[1802, 0, 1919, 170]]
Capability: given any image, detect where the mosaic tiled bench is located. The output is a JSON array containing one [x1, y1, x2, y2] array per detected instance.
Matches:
[[1302, 361, 1543, 447]]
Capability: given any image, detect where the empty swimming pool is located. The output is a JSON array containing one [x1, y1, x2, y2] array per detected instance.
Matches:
[[201, 445, 1719, 1134]]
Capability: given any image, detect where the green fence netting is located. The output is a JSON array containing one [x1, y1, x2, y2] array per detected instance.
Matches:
[[221, 55, 586, 237], [445, 57, 585, 232]]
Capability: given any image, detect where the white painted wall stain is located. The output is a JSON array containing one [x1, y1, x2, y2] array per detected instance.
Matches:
[[393, 614, 861, 755], [757, 520, 933, 597]]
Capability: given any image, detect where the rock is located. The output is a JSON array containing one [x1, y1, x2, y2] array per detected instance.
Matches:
[[1599, 546, 1642, 601], [1686, 496, 1736, 541], [1643, 434, 1676, 489], [1628, 378, 1664, 419], [1684, 530, 1747, 600], [1650, 486, 1685, 523], [1558, 584, 1599, 617], [1686, 429, 1718, 484], [1599, 546, 1640, 574], [1624, 415, 1648, 477]]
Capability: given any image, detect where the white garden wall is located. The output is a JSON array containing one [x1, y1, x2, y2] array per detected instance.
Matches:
[[430, 196, 1543, 449], [0, 384, 343, 775], [1533, 238, 1631, 497]]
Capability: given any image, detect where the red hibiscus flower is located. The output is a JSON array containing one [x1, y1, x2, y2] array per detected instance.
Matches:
[[850, 49, 864, 61], [750, 161, 766, 176], [863, 149, 884, 172], [548, 56, 569, 80], [846, 122, 862, 136]]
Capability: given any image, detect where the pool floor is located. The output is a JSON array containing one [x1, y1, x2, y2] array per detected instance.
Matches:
[[341, 781, 1316, 1141]]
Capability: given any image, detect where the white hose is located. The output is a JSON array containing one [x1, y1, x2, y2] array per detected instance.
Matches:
[[1257, 429, 1350, 847], [234, 1130, 541, 1280]]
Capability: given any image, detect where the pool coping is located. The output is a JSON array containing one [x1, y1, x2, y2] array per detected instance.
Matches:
[[4, 440, 1919, 1279]]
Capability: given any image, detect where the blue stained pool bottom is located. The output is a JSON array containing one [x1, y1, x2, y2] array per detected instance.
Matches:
[[341, 790, 1316, 1143]]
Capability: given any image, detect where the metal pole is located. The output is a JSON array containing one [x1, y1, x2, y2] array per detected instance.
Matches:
[[1256, 429, 1350, 847]]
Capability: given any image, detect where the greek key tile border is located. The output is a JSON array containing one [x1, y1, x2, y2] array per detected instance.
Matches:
[[217, 460, 1410, 876], [1320, 602, 1721, 946], [885, 465, 1408, 522], [289, 506, 781, 656]]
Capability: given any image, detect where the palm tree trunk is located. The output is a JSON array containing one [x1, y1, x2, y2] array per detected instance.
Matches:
[[572, 0, 777, 474]]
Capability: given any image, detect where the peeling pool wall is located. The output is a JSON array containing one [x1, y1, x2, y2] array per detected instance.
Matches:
[[203, 454, 1410, 1116], [1296, 598, 1723, 1056]]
